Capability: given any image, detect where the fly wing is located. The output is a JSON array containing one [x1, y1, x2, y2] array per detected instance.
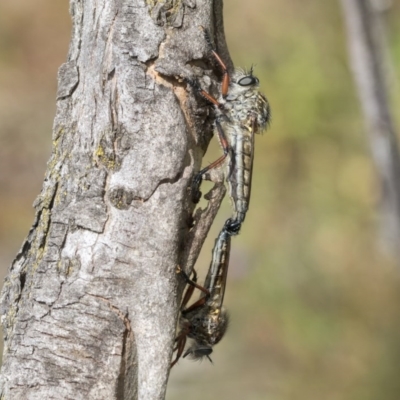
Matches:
[[241, 113, 257, 213], [203, 229, 231, 310]]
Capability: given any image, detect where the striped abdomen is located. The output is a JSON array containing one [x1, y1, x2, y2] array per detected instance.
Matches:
[[227, 124, 255, 226]]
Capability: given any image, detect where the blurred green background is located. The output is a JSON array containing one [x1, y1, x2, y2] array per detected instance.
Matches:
[[1, 1, 400, 399]]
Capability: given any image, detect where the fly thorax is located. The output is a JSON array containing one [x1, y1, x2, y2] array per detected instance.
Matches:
[[227, 92, 256, 125]]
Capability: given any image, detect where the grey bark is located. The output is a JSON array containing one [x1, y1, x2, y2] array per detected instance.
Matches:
[[340, 0, 400, 259], [0, 1, 231, 399]]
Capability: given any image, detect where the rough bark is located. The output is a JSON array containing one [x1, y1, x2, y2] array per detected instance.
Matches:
[[0, 0, 231, 399], [339, 0, 400, 259]]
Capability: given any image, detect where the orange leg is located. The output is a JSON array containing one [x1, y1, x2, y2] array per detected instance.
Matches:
[[200, 26, 230, 98], [178, 268, 209, 307], [170, 326, 188, 368], [178, 269, 211, 315], [171, 268, 210, 368], [186, 78, 223, 108], [182, 295, 207, 316], [192, 119, 232, 203]]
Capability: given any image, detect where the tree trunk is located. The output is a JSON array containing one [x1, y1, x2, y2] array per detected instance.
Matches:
[[339, 0, 400, 260], [0, 0, 231, 399]]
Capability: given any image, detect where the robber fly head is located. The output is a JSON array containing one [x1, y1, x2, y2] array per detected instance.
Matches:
[[183, 344, 213, 363], [183, 306, 230, 361], [233, 67, 260, 89], [222, 67, 270, 135]]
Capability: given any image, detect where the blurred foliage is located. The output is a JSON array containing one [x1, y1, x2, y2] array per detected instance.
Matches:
[[1, 1, 400, 399], [0, 0, 70, 269]]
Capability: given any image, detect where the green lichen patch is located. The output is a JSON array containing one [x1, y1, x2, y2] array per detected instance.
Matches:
[[94, 129, 121, 170]]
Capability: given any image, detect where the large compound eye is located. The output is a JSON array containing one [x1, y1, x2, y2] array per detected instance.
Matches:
[[183, 346, 213, 361], [195, 347, 213, 357], [237, 76, 259, 86]]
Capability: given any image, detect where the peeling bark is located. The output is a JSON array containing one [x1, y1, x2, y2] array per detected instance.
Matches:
[[0, 0, 231, 399]]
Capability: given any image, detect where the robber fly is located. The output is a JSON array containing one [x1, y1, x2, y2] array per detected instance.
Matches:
[[171, 226, 231, 367], [191, 27, 271, 234]]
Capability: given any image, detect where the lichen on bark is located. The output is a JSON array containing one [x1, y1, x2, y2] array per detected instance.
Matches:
[[0, 0, 231, 399]]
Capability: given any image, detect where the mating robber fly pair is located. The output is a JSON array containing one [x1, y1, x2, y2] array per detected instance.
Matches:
[[171, 27, 270, 368]]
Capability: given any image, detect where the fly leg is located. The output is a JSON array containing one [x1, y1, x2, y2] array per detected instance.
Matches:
[[185, 79, 228, 203], [192, 118, 232, 203], [171, 267, 211, 368], [186, 26, 232, 203], [200, 26, 230, 98], [186, 78, 223, 109], [177, 267, 211, 315], [171, 322, 189, 368], [177, 266, 209, 309], [188, 27, 230, 104]]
